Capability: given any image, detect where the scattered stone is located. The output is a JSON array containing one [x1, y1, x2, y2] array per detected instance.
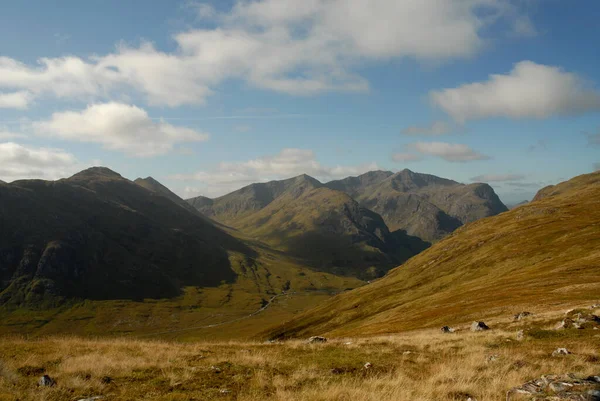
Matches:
[[441, 326, 455, 333], [552, 348, 571, 357], [211, 366, 222, 373], [471, 321, 490, 332], [77, 397, 103, 401], [219, 389, 231, 394], [100, 376, 112, 384], [486, 354, 499, 363], [514, 311, 532, 321], [507, 374, 600, 400], [516, 330, 525, 341], [307, 336, 328, 344], [557, 310, 600, 330], [344, 342, 353, 345], [364, 362, 372, 369], [402, 351, 412, 355], [590, 304, 600, 309], [38, 375, 56, 387]]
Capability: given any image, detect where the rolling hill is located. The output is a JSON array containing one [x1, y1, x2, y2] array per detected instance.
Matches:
[[325, 169, 508, 242], [266, 171, 600, 339]]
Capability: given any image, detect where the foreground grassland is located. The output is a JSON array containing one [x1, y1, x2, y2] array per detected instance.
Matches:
[[1, 307, 598, 401]]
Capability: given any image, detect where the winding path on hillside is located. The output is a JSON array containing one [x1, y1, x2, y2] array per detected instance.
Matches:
[[137, 291, 295, 338]]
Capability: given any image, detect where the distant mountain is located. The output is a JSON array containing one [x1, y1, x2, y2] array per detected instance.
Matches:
[[134, 176, 203, 216], [267, 171, 600, 339], [188, 174, 428, 278], [187, 174, 323, 224], [0, 180, 5, 184], [0, 167, 252, 306], [325, 169, 508, 242], [507, 200, 529, 209]]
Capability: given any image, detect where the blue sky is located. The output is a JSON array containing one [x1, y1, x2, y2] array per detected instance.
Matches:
[[0, 0, 599, 204]]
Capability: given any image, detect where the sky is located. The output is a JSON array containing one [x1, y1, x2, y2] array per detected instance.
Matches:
[[0, 0, 599, 204]]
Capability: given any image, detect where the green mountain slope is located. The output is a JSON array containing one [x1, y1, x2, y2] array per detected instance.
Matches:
[[233, 185, 428, 278], [188, 175, 428, 278], [325, 169, 508, 242], [266, 171, 600, 339]]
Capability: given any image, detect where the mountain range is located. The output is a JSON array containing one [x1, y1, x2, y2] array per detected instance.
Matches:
[[187, 169, 507, 251], [265, 170, 600, 339]]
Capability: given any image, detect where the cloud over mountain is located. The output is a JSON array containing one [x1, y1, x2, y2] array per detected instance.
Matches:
[[171, 148, 378, 197], [33, 102, 209, 157], [0, 142, 78, 181]]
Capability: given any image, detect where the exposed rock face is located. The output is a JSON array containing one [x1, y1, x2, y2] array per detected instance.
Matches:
[[471, 321, 490, 332], [325, 169, 508, 242], [0, 167, 249, 306], [507, 374, 600, 400]]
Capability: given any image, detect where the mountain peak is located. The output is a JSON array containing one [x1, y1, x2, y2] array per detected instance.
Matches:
[[69, 167, 123, 180]]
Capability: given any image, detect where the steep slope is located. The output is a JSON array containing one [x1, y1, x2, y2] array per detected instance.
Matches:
[[187, 174, 322, 223], [233, 186, 428, 278], [325, 169, 507, 242], [134, 176, 201, 216], [0, 167, 250, 305], [267, 171, 600, 339]]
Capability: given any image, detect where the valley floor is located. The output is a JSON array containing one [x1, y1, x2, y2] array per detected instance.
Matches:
[[1, 305, 598, 401]]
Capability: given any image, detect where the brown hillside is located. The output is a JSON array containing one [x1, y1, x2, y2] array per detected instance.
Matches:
[[266, 171, 600, 339]]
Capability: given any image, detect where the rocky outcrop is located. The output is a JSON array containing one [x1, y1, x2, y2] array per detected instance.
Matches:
[[307, 336, 328, 344], [507, 374, 600, 400]]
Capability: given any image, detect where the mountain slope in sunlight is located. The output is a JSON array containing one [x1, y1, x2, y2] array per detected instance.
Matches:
[[266, 171, 600, 338]]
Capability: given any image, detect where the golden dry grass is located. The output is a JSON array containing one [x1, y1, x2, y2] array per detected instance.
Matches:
[[265, 171, 600, 339], [1, 307, 599, 401]]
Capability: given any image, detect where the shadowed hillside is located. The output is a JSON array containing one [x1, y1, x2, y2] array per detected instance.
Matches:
[[0, 167, 253, 305], [326, 169, 508, 242], [266, 171, 600, 339]]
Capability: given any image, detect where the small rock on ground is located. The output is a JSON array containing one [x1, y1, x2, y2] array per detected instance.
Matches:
[[471, 321, 490, 332]]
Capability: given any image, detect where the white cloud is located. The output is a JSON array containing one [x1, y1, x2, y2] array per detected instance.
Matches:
[[34, 102, 209, 157], [0, 91, 33, 109], [411, 141, 489, 162], [391, 152, 422, 162], [470, 173, 525, 182], [0, 1, 535, 106], [171, 147, 378, 197], [431, 61, 600, 122], [401, 121, 450, 136], [0, 142, 79, 181]]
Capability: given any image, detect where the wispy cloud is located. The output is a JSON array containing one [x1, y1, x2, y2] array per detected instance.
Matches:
[[401, 121, 450, 136], [471, 174, 525, 182], [410, 142, 490, 162]]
